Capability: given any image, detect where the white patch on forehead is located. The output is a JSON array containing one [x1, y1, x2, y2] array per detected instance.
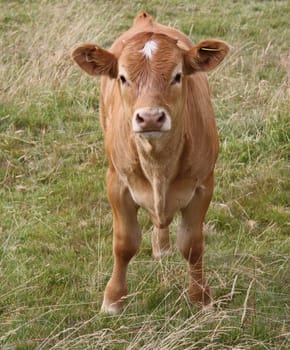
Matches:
[[139, 40, 158, 59]]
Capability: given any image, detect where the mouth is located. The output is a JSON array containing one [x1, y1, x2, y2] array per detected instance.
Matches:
[[136, 131, 163, 139]]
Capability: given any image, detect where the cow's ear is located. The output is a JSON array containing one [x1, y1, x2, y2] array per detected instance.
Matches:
[[71, 44, 118, 78], [184, 40, 229, 74]]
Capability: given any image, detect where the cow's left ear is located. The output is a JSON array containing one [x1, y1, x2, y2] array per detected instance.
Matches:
[[72, 44, 118, 78], [184, 40, 229, 74]]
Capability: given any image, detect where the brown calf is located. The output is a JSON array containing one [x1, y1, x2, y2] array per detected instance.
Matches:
[[72, 12, 229, 314]]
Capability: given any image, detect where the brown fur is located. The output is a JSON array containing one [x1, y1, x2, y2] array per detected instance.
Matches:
[[72, 12, 229, 313]]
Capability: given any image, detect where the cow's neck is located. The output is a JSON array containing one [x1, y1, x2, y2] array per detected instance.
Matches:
[[134, 130, 184, 179], [133, 131, 184, 224]]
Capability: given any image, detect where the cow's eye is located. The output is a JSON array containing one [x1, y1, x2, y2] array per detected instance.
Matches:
[[171, 72, 182, 85], [119, 75, 127, 85]]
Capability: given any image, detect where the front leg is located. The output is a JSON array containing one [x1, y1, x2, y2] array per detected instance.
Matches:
[[177, 173, 214, 306], [101, 168, 141, 314]]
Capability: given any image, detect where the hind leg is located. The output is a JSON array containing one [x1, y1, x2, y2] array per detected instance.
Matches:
[[151, 226, 170, 259]]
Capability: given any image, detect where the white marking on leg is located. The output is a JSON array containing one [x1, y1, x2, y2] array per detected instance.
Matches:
[[139, 40, 158, 59]]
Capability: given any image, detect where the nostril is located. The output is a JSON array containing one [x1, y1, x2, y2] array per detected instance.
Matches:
[[134, 110, 169, 132], [136, 113, 144, 124], [157, 112, 166, 124]]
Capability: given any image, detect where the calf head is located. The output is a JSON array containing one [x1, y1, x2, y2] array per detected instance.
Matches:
[[72, 32, 228, 140]]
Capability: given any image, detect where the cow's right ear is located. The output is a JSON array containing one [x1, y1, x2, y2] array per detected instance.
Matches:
[[71, 44, 118, 78]]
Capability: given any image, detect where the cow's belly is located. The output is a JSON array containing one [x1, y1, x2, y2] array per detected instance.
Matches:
[[127, 177, 197, 228]]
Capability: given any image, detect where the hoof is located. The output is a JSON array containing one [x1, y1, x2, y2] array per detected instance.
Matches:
[[189, 284, 212, 306], [152, 248, 171, 260], [202, 302, 215, 313], [101, 296, 124, 315]]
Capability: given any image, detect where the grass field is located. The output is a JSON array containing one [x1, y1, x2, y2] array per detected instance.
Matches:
[[0, 0, 289, 349]]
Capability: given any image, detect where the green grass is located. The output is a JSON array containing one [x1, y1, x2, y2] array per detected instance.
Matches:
[[0, 0, 289, 349]]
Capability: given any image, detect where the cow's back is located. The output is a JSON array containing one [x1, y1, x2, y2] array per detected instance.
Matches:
[[111, 12, 193, 55]]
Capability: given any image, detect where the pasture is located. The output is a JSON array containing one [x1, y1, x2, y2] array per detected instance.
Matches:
[[0, 0, 289, 349]]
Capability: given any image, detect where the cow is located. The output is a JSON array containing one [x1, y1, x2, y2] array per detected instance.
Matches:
[[72, 12, 229, 314]]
